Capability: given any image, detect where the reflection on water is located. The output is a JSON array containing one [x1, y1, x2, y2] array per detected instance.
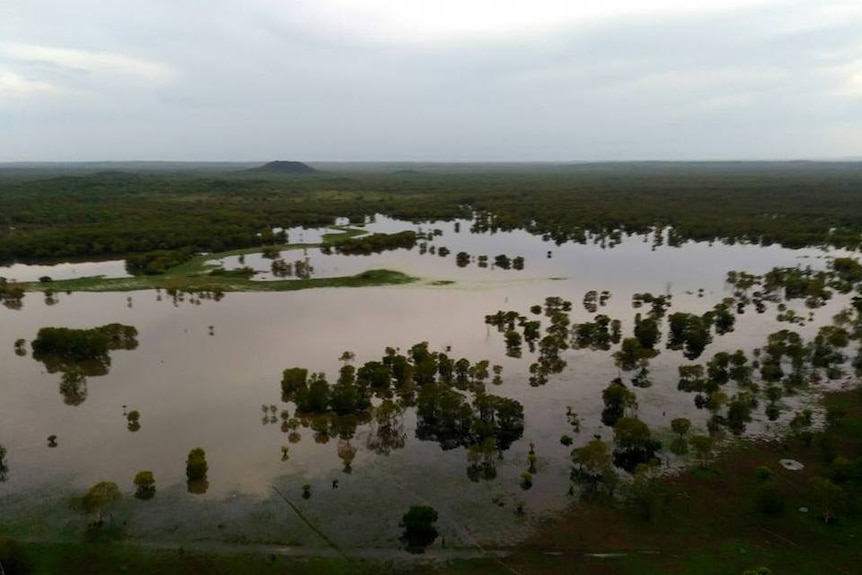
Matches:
[[0, 218, 857, 548]]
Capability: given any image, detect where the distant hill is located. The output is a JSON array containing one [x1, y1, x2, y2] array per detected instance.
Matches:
[[249, 161, 316, 174]]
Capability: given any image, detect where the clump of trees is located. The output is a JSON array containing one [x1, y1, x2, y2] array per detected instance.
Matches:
[[125, 248, 193, 275], [279, 343, 524, 480], [612, 417, 662, 473], [29, 324, 138, 406], [335, 231, 417, 255], [0, 278, 25, 310], [31, 324, 138, 366], [667, 312, 713, 360], [572, 315, 621, 350]]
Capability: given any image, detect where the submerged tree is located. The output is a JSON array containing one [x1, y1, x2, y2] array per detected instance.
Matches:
[[71, 481, 121, 526], [186, 447, 209, 494], [571, 439, 618, 498], [400, 505, 439, 553], [669, 417, 691, 455], [612, 417, 661, 473], [0, 444, 7, 482], [126, 410, 141, 432], [133, 470, 156, 500], [601, 379, 638, 427]]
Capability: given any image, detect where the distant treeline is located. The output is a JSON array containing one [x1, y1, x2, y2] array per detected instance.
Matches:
[[2, 163, 862, 263]]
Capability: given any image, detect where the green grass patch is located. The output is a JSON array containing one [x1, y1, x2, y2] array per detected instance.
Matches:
[[17, 226, 410, 294], [21, 269, 415, 294]]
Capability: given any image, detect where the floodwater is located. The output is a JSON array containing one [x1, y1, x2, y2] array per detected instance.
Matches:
[[0, 217, 856, 550], [0, 258, 130, 282]]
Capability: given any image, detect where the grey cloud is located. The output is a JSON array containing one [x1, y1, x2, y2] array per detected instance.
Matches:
[[1, 1, 860, 161]]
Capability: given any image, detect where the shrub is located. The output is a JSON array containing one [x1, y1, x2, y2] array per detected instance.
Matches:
[[133, 470, 156, 500], [185, 448, 208, 481]]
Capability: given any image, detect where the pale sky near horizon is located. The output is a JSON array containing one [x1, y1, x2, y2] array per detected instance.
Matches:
[[1, 0, 860, 162]]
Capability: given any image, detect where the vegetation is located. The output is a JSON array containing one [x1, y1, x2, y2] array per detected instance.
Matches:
[[132, 471, 155, 500], [185, 448, 208, 494], [399, 505, 439, 553], [0, 443, 7, 483], [125, 248, 194, 275], [280, 343, 524, 479], [4, 163, 862, 268], [70, 481, 121, 526], [332, 230, 417, 255], [7, 163, 862, 573], [31, 324, 138, 365]]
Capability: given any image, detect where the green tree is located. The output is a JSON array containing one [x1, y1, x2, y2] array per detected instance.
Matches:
[[281, 367, 309, 399], [185, 447, 208, 484], [690, 435, 714, 467], [614, 337, 656, 371], [634, 315, 661, 350], [400, 505, 439, 553], [601, 379, 637, 426], [571, 439, 617, 497], [72, 481, 121, 525], [671, 417, 691, 438], [133, 470, 156, 500], [613, 417, 661, 473], [811, 476, 846, 523], [669, 417, 692, 455], [295, 373, 331, 413]]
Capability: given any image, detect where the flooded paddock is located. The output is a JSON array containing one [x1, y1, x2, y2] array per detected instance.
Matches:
[[0, 217, 857, 549]]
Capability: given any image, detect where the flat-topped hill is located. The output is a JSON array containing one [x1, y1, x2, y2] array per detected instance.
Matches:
[[249, 160, 316, 174]]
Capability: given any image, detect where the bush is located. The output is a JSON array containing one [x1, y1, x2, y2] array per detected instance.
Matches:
[[133, 470, 156, 500], [185, 448, 208, 481], [400, 505, 439, 552]]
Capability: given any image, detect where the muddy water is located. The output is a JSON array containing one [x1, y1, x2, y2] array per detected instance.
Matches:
[[0, 258, 130, 282], [0, 222, 855, 548]]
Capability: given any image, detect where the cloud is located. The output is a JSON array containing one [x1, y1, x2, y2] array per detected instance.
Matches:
[[0, 69, 59, 99], [0, 0, 860, 160], [834, 52, 862, 98], [2, 43, 177, 83], [270, 0, 780, 46]]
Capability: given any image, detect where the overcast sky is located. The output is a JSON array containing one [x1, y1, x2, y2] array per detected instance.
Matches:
[[1, 0, 860, 162]]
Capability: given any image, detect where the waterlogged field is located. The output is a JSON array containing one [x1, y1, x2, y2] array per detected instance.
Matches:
[[0, 216, 859, 554]]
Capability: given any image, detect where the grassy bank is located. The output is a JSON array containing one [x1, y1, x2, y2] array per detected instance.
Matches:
[[22, 268, 415, 294], [15, 226, 417, 294]]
